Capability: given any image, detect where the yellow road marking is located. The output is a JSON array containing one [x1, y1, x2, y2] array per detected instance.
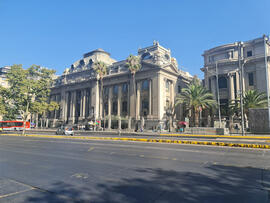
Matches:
[[88, 147, 95, 152], [1, 133, 270, 149], [160, 133, 270, 139]]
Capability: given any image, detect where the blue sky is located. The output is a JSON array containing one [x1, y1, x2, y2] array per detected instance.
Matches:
[[0, 0, 269, 78]]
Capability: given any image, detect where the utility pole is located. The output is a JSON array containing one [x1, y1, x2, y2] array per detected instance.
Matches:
[[215, 62, 222, 128], [238, 41, 245, 136], [263, 35, 270, 131]]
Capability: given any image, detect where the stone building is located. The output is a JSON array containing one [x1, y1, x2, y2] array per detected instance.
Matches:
[[49, 42, 193, 130], [0, 66, 11, 88], [201, 35, 270, 119]]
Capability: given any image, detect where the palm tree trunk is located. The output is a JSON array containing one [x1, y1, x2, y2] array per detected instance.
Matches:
[[133, 73, 136, 120], [101, 79, 104, 129], [195, 110, 199, 127]]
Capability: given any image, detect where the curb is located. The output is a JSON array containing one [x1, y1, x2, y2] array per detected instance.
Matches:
[[160, 134, 270, 139], [1, 133, 270, 149]]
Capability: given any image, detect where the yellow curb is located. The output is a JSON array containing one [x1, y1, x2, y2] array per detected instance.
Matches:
[[160, 133, 270, 139], [1, 133, 270, 149]]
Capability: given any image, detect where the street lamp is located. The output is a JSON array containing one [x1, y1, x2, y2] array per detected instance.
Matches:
[[238, 41, 245, 136], [215, 62, 222, 128]]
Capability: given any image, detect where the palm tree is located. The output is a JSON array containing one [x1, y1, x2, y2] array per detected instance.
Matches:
[[175, 82, 216, 127], [126, 54, 141, 123], [93, 61, 107, 128], [229, 90, 267, 128]]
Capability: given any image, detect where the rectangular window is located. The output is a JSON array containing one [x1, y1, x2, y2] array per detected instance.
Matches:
[[178, 85, 181, 93], [166, 80, 170, 92], [113, 86, 118, 95], [247, 50, 252, 57], [248, 72, 254, 86], [122, 83, 128, 94]]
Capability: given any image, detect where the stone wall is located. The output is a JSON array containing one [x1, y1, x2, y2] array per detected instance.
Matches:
[[249, 108, 270, 133]]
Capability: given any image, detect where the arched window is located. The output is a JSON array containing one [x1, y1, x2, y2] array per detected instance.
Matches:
[[89, 59, 93, 66], [164, 54, 170, 60], [142, 52, 152, 60], [80, 60, 85, 66], [71, 64, 74, 71], [218, 76, 227, 89], [142, 80, 149, 91]]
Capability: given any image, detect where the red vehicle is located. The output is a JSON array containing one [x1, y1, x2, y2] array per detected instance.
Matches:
[[0, 121, 30, 131]]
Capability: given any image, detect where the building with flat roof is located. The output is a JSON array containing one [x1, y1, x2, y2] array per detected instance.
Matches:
[[201, 35, 270, 124]]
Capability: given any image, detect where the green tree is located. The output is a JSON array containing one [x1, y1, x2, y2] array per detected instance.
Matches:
[[243, 90, 268, 116], [175, 82, 216, 127], [0, 86, 7, 116], [229, 90, 268, 124], [126, 54, 141, 122], [93, 61, 107, 127], [6, 64, 56, 133]]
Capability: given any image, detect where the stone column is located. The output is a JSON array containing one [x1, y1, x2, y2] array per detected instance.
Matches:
[[228, 73, 235, 101], [79, 90, 83, 118], [108, 87, 112, 129], [117, 85, 122, 117], [149, 79, 152, 116], [60, 91, 66, 122], [211, 77, 217, 100], [64, 92, 69, 123], [118, 85, 122, 130], [129, 78, 136, 118], [82, 89, 86, 118], [136, 82, 141, 120], [235, 71, 240, 98], [71, 91, 76, 124], [205, 67, 209, 89]]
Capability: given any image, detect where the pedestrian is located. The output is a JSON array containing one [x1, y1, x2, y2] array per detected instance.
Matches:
[[234, 124, 239, 134]]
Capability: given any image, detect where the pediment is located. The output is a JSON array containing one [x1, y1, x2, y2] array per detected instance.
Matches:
[[162, 64, 179, 74]]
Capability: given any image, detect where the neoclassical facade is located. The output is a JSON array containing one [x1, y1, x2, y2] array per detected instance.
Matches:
[[49, 42, 193, 130], [201, 36, 270, 118]]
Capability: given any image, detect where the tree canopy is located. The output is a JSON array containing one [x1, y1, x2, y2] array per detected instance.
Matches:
[[126, 54, 141, 75], [175, 82, 216, 126], [2, 65, 58, 130]]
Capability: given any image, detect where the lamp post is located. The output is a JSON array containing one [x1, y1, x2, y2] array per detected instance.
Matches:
[[238, 41, 245, 136], [215, 62, 222, 128]]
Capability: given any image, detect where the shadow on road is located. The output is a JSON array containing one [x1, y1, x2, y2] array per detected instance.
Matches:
[[26, 164, 270, 203]]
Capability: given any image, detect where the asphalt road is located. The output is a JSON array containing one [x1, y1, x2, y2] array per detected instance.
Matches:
[[0, 135, 270, 203], [3, 130, 270, 146]]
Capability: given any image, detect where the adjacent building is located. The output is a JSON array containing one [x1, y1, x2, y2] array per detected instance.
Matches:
[[0, 66, 11, 88], [201, 35, 270, 119], [49, 42, 193, 130]]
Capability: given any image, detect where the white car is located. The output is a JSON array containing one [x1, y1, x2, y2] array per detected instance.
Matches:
[[56, 126, 74, 136]]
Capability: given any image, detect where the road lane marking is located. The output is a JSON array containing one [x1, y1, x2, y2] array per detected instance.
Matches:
[[1, 137, 268, 155], [88, 147, 95, 152], [2, 133, 270, 149], [70, 173, 89, 179], [0, 188, 35, 199]]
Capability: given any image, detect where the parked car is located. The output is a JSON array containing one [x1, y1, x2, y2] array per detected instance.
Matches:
[[56, 126, 74, 136]]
